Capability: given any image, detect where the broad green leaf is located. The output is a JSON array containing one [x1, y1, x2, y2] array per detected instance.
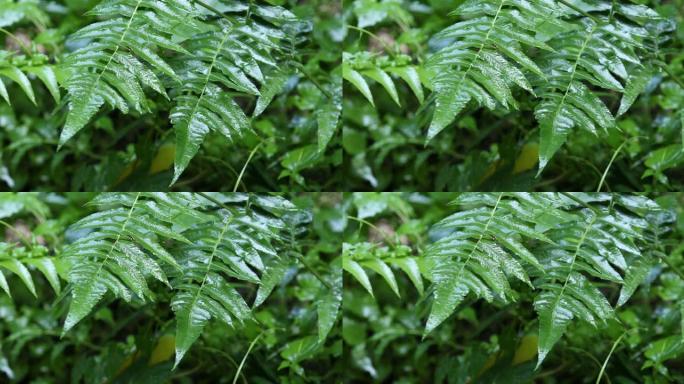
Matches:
[[0, 259, 36, 297], [424, 259, 469, 336], [0, 270, 9, 297], [317, 258, 342, 343], [618, 257, 652, 306], [536, 99, 574, 173], [0, 67, 35, 104], [25, 65, 61, 103], [63, 268, 109, 334], [362, 66, 400, 106], [362, 258, 400, 297], [386, 65, 424, 103], [389, 257, 423, 295], [343, 64, 374, 106], [426, 69, 471, 143], [343, 258, 373, 297], [535, 290, 574, 367], [317, 74, 342, 152], [172, 112, 210, 185], [0, 78, 8, 104], [26, 258, 61, 295], [254, 257, 290, 307], [644, 145, 684, 174], [59, 74, 106, 147], [173, 291, 211, 368]]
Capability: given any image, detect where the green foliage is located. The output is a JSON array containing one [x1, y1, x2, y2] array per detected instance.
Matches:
[[343, 0, 684, 191], [166, 7, 298, 183], [0, 0, 342, 191], [343, 192, 684, 382], [3, 193, 684, 382], [0, 51, 59, 105], [533, 2, 671, 172], [343, 52, 424, 107], [59, 0, 199, 146], [0, 243, 59, 298], [61, 193, 204, 333], [0, 192, 344, 382], [424, 0, 550, 142], [0, 0, 48, 28], [343, 242, 423, 297], [169, 197, 296, 366]]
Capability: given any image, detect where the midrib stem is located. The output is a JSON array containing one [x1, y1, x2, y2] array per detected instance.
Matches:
[[455, 193, 503, 279], [88, 0, 143, 97], [454, 0, 506, 89], [93, 192, 141, 281]]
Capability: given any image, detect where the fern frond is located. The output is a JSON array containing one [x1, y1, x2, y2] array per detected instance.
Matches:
[[423, 193, 567, 335], [532, 193, 662, 366], [534, 1, 666, 171], [170, 195, 297, 367], [61, 192, 211, 334], [343, 242, 424, 299], [58, 0, 204, 146], [343, 52, 424, 107], [0, 51, 60, 105], [0, 243, 60, 298], [424, 0, 559, 142], [421, 193, 669, 366], [167, 27, 254, 184], [167, 6, 297, 184]]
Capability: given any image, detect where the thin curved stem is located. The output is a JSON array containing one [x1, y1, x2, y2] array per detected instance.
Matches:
[[346, 25, 398, 56], [0, 220, 33, 249], [294, 252, 332, 290], [346, 215, 399, 248], [596, 139, 629, 192], [292, 62, 333, 99], [232, 333, 263, 384], [0, 28, 32, 55], [663, 66, 684, 90], [233, 141, 263, 192], [595, 331, 628, 384]]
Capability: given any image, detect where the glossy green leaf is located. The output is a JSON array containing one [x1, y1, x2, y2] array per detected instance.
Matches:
[[362, 66, 400, 106], [343, 64, 374, 107], [317, 258, 342, 343], [343, 257, 373, 297]]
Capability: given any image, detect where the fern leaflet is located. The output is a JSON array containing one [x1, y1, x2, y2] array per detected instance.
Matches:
[[0, 243, 60, 298]]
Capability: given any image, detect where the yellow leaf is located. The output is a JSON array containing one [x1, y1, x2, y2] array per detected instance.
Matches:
[[512, 334, 538, 365], [149, 143, 176, 175], [513, 143, 539, 174], [148, 334, 176, 366]]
